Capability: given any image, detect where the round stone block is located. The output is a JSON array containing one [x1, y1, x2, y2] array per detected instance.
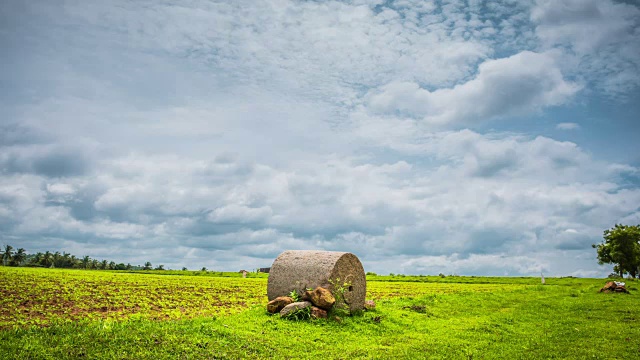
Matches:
[[267, 250, 366, 312]]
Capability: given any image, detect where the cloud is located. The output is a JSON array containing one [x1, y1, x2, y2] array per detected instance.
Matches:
[[1, 0, 639, 277], [556, 122, 580, 130], [531, 0, 639, 53], [0, 144, 92, 178], [2, 130, 638, 276], [365, 51, 581, 126], [531, 0, 640, 97]]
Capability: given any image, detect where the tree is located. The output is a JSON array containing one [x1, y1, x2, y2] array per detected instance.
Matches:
[[31, 252, 43, 266], [2, 245, 13, 266], [82, 256, 90, 269], [593, 224, 640, 278], [42, 251, 54, 268], [143, 262, 152, 270], [10, 248, 27, 266], [155, 264, 165, 270]]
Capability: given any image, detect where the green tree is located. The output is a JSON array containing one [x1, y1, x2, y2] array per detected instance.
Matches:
[[31, 252, 43, 266], [155, 264, 165, 270], [42, 251, 54, 268], [593, 224, 640, 278], [143, 262, 152, 270], [82, 256, 90, 269], [10, 248, 27, 266], [2, 245, 13, 266]]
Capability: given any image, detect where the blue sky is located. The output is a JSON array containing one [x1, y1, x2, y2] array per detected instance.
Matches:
[[1, 0, 639, 276]]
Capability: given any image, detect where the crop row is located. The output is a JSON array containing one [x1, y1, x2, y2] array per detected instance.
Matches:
[[1, 267, 266, 329]]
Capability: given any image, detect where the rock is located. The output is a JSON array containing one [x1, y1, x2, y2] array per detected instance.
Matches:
[[364, 300, 376, 310], [311, 306, 327, 319], [266, 296, 293, 314], [267, 250, 367, 312], [600, 281, 616, 292], [600, 281, 629, 294], [308, 287, 335, 310], [280, 301, 312, 317]]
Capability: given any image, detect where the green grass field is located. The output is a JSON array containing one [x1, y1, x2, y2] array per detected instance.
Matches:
[[1, 267, 638, 359]]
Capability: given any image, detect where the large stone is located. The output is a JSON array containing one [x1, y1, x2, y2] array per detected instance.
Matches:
[[280, 301, 312, 317], [307, 287, 335, 310], [267, 250, 366, 312], [311, 306, 327, 319], [266, 296, 294, 314]]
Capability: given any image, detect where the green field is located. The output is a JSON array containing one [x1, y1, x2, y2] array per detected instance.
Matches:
[[1, 267, 638, 359]]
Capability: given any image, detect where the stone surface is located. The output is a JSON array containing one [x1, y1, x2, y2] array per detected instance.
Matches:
[[364, 300, 376, 310], [311, 306, 327, 319], [600, 281, 629, 293], [309, 287, 335, 310], [267, 250, 366, 312], [266, 296, 293, 314], [280, 301, 312, 317]]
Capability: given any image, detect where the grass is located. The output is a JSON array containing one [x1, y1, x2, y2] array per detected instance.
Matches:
[[1, 267, 639, 359]]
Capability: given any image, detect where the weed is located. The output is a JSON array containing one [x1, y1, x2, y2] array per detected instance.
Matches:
[[288, 289, 300, 302], [281, 306, 311, 321]]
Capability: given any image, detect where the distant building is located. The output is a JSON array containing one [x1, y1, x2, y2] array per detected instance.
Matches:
[[259, 267, 270, 273]]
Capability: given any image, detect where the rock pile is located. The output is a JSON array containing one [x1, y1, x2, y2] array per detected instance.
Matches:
[[266, 285, 376, 320], [599, 281, 629, 293], [266, 286, 335, 319]]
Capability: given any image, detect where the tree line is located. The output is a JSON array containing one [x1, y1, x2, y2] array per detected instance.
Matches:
[[0, 245, 165, 271]]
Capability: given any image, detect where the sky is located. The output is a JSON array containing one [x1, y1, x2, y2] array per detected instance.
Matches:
[[1, 0, 639, 276]]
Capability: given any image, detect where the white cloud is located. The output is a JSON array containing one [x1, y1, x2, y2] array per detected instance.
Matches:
[[532, 0, 639, 53], [556, 122, 580, 130], [531, 0, 640, 97], [365, 51, 581, 126]]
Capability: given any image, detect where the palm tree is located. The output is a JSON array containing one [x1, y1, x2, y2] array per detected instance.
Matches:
[[62, 252, 71, 268], [82, 256, 90, 269], [42, 251, 53, 268], [53, 252, 61, 267], [100, 260, 108, 270], [143, 262, 152, 270], [70, 255, 79, 268], [2, 245, 13, 266], [31, 252, 43, 266], [11, 248, 27, 266], [90, 259, 99, 269], [126, 263, 132, 270]]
